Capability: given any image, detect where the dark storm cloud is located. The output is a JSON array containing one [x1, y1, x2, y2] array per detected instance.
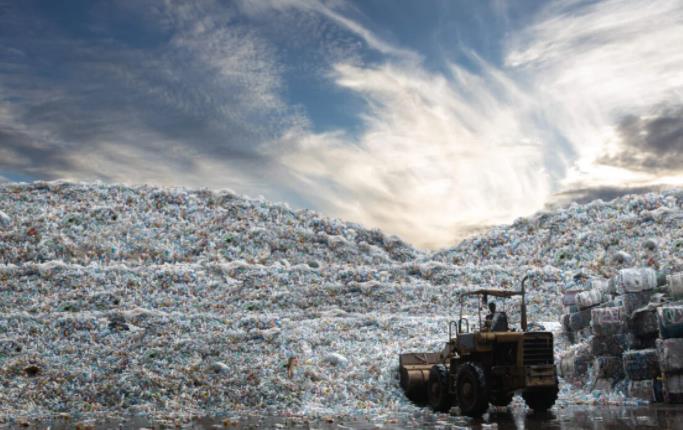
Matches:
[[548, 184, 673, 208], [599, 105, 683, 173]]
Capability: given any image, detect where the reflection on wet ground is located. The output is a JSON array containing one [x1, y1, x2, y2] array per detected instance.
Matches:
[[11, 404, 683, 429]]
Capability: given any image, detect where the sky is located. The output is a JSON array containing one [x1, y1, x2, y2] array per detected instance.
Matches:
[[0, 0, 682, 248]]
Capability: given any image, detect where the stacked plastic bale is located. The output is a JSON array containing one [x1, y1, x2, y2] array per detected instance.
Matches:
[[590, 306, 627, 389], [563, 266, 683, 359], [558, 267, 670, 398], [557, 277, 612, 387], [624, 302, 665, 402], [622, 348, 661, 401], [610, 268, 664, 401], [615, 267, 662, 353], [560, 288, 585, 344], [656, 299, 683, 403], [669, 273, 683, 300], [558, 341, 592, 385], [571, 278, 610, 340], [616, 268, 660, 318], [556, 277, 608, 386], [628, 304, 661, 350]]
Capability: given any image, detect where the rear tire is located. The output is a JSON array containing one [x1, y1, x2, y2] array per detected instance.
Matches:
[[523, 386, 558, 412], [428, 364, 452, 413], [455, 362, 490, 417]]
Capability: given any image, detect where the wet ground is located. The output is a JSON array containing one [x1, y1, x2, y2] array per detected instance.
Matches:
[[7, 404, 683, 430]]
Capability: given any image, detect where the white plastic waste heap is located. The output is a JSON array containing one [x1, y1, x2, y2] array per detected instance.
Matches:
[[0, 181, 681, 419]]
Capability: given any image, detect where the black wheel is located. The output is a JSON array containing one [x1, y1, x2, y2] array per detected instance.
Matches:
[[455, 362, 489, 417], [522, 386, 558, 412], [428, 364, 452, 412]]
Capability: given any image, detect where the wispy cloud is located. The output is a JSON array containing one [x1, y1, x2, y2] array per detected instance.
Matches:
[[276, 0, 683, 246], [0, 1, 305, 196], [280, 60, 551, 247], [505, 0, 683, 191], [235, 0, 419, 62], [1, 0, 681, 248]]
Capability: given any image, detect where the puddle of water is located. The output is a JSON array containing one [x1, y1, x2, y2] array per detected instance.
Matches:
[[7, 404, 683, 430]]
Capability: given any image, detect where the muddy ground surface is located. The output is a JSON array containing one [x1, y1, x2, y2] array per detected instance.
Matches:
[[9, 404, 683, 429]]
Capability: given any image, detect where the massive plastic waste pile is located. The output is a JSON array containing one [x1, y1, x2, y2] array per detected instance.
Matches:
[[0, 181, 681, 420]]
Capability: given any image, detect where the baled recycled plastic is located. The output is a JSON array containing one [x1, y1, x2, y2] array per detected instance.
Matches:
[[593, 355, 624, 381], [622, 349, 660, 381], [663, 373, 683, 403], [658, 305, 683, 339], [615, 268, 657, 294], [629, 308, 659, 337], [656, 338, 683, 373], [591, 307, 625, 337], [623, 290, 655, 316], [667, 273, 683, 299], [569, 309, 592, 332], [627, 379, 657, 402], [589, 334, 625, 356], [576, 289, 605, 310]]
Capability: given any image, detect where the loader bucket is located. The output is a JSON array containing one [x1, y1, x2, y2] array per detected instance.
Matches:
[[399, 352, 441, 403]]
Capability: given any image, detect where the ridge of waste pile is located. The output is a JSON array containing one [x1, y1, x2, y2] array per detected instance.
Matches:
[[0, 181, 681, 419]]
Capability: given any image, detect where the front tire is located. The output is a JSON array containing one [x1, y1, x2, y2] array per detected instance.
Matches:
[[428, 364, 452, 412], [455, 362, 490, 417]]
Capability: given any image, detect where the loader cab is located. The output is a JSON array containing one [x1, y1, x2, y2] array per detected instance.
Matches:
[[452, 285, 526, 339], [445, 289, 518, 362]]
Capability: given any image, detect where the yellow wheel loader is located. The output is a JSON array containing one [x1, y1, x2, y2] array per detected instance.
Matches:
[[399, 276, 558, 417]]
